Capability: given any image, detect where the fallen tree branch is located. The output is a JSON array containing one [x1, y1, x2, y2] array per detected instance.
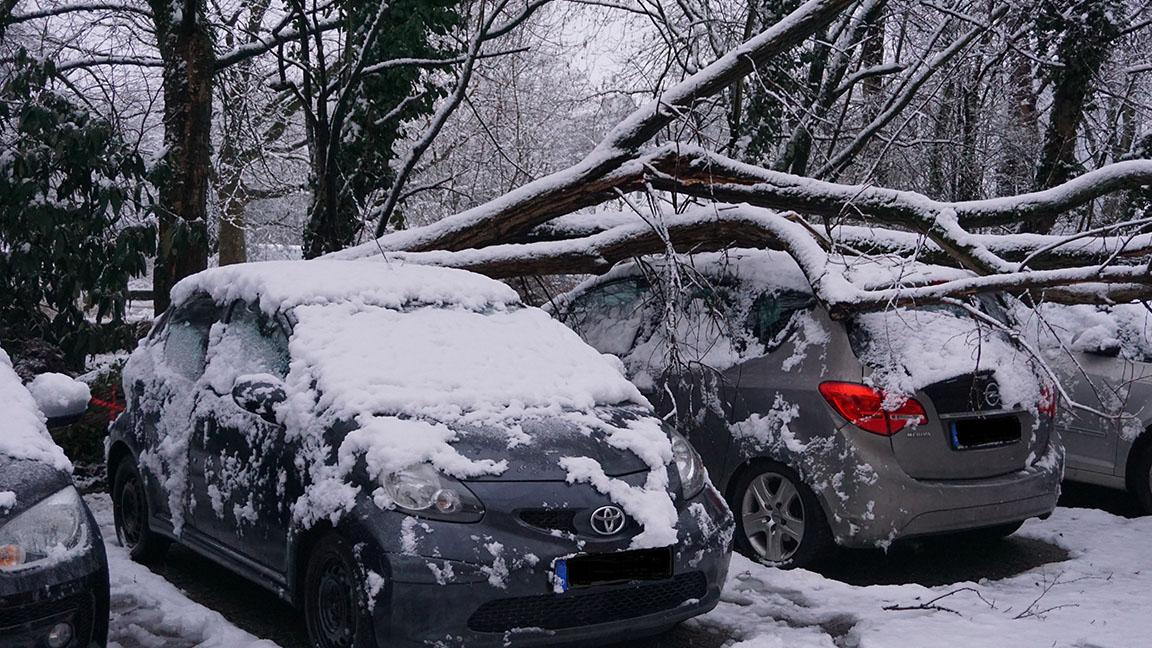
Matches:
[[333, 0, 856, 256], [370, 204, 1152, 315]]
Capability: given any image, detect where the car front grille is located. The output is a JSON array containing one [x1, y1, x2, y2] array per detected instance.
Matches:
[[518, 508, 579, 534], [0, 590, 94, 646], [0, 591, 87, 629], [467, 571, 708, 633]]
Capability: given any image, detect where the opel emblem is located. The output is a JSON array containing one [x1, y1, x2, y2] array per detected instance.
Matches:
[[983, 382, 1002, 409], [589, 505, 626, 536]]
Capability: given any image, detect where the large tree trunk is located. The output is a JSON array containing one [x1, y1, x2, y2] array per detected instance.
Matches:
[[1027, 0, 1116, 233], [151, 0, 214, 313]]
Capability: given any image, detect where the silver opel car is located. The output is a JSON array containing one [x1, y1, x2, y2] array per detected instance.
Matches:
[[1026, 303, 1152, 514], [555, 250, 1063, 568]]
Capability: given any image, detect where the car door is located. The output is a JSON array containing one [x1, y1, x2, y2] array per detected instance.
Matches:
[[187, 300, 296, 574], [1060, 351, 1129, 477], [131, 293, 220, 528]]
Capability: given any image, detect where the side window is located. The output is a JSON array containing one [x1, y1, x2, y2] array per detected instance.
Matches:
[[208, 302, 291, 388], [162, 294, 218, 381], [564, 278, 650, 355], [747, 291, 815, 349]]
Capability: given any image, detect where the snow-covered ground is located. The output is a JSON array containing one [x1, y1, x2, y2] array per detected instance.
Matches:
[[704, 507, 1149, 648], [86, 494, 277, 648], [85, 491, 1150, 648]]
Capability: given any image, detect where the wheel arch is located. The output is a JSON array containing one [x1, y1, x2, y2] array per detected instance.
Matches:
[[1124, 425, 1152, 492], [106, 440, 135, 495], [288, 519, 337, 606], [723, 455, 837, 529]]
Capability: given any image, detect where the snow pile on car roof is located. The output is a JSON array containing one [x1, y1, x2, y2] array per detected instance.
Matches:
[[0, 347, 71, 472], [171, 258, 521, 313]]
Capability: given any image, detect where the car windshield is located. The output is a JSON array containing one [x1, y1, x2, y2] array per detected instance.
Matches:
[[286, 302, 646, 421]]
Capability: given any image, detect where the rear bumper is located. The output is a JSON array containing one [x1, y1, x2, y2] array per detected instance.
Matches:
[[829, 443, 1063, 548]]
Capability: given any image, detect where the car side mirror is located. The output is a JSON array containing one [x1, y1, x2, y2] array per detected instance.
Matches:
[[231, 374, 287, 423], [29, 373, 91, 428]]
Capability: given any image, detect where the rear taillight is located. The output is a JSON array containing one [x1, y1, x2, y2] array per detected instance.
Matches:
[[818, 381, 928, 436], [1038, 384, 1058, 419]]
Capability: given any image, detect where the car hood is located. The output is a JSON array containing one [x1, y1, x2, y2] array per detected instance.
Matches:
[[438, 407, 662, 482], [0, 456, 73, 521]]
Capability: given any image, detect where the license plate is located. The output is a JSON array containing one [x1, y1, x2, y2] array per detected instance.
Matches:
[[949, 415, 1021, 450], [554, 547, 673, 592]]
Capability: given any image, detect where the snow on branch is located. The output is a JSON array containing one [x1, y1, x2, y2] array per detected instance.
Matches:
[[372, 203, 1152, 316], [5, 1, 151, 24]]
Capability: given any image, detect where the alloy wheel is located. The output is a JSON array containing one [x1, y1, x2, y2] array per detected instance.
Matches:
[[741, 471, 806, 562]]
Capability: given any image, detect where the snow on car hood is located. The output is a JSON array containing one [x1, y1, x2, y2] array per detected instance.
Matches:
[[0, 347, 71, 473]]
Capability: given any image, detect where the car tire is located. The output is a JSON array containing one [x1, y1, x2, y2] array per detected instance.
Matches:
[[303, 532, 378, 648], [112, 459, 170, 564], [730, 461, 834, 570], [1128, 440, 1152, 515]]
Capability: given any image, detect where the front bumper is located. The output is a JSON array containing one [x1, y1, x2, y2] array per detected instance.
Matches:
[[360, 483, 733, 647], [0, 515, 110, 648]]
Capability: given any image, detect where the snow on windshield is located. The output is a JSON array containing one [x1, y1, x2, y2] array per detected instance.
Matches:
[[0, 347, 71, 472], [290, 303, 646, 422]]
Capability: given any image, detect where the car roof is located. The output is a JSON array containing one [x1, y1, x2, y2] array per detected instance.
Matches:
[[170, 259, 522, 316]]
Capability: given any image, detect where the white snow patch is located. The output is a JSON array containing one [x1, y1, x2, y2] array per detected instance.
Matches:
[[28, 372, 91, 419], [0, 347, 71, 472], [700, 507, 1152, 648]]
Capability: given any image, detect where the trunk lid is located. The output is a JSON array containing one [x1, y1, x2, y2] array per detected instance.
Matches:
[[890, 371, 1048, 480]]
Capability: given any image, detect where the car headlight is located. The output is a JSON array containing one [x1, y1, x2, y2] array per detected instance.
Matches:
[[670, 429, 706, 499], [379, 464, 484, 523], [0, 486, 89, 572]]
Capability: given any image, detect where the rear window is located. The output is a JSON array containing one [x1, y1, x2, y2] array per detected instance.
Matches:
[[847, 296, 1010, 358]]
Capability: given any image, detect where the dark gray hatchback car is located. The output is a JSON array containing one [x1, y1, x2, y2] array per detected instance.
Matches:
[[556, 251, 1063, 568], [106, 260, 732, 648]]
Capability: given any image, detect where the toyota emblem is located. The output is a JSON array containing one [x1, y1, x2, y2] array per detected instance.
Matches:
[[589, 505, 627, 536]]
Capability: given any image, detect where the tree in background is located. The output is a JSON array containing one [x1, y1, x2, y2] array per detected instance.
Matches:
[[290, 0, 465, 257], [0, 54, 154, 366]]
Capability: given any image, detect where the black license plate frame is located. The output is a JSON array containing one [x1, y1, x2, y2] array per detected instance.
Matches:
[[555, 546, 674, 592]]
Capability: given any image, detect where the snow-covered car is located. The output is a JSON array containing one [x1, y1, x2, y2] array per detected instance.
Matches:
[[1021, 303, 1152, 514], [0, 349, 108, 648], [106, 260, 733, 648], [554, 250, 1063, 568]]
